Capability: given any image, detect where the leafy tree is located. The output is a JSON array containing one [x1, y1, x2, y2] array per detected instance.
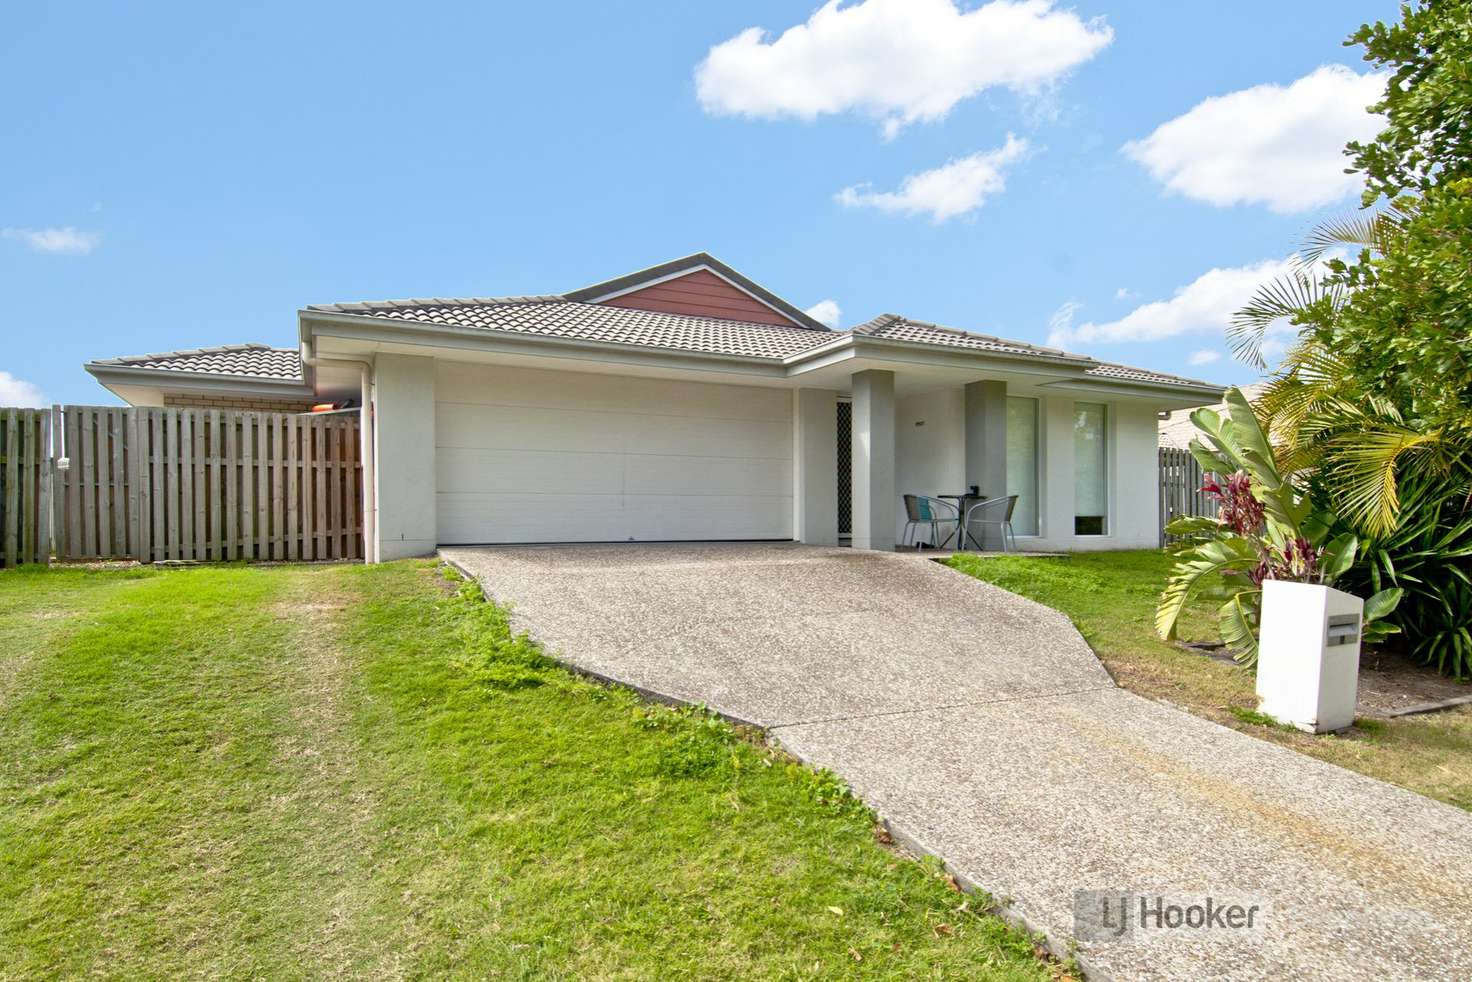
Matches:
[[1231, 187, 1472, 535], [1346, 0, 1472, 202], [1205, 1, 1472, 675]]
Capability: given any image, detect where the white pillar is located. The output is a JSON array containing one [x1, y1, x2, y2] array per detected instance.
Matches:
[[964, 380, 1008, 500], [373, 354, 437, 560], [851, 369, 895, 552], [965, 380, 1008, 548], [793, 388, 839, 545]]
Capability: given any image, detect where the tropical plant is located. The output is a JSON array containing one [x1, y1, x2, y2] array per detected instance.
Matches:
[[1336, 475, 1472, 678], [1155, 388, 1402, 667]]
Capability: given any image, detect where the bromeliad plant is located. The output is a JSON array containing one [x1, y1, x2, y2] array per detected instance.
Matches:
[[1155, 388, 1402, 667]]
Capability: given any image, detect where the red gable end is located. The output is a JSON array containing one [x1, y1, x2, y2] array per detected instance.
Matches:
[[595, 269, 798, 327]]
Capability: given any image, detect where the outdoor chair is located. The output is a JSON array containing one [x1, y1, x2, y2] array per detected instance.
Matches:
[[962, 495, 1019, 553], [901, 494, 960, 550]]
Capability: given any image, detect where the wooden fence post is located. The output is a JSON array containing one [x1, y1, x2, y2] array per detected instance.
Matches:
[[3, 410, 17, 567], [38, 410, 52, 566]]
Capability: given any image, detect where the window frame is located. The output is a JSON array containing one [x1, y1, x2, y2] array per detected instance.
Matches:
[[1072, 401, 1111, 537], [1005, 395, 1043, 538]]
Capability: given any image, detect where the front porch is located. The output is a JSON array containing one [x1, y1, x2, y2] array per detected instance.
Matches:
[[794, 365, 1171, 555]]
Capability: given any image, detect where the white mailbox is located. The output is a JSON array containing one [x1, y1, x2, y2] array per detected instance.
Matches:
[[1256, 580, 1364, 733]]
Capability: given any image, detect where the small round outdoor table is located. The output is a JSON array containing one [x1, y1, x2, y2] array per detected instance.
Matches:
[[935, 493, 982, 550]]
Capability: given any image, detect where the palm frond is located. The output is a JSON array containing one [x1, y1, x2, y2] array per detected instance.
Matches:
[[1300, 206, 1406, 263], [1322, 427, 1443, 535], [1227, 267, 1344, 369]]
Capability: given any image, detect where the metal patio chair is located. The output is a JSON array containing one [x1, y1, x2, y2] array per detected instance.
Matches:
[[901, 494, 961, 550], [962, 495, 1020, 553]]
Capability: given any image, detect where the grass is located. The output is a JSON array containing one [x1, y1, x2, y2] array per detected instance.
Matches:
[[0, 561, 1058, 980], [946, 550, 1472, 812]]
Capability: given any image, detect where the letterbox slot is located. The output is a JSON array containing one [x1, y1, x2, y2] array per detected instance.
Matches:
[[1326, 614, 1360, 647]]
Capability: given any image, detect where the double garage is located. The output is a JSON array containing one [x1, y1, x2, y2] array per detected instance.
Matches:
[[433, 361, 796, 544]]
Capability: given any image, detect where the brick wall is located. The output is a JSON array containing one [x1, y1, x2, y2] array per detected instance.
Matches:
[[163, 393, 319, 413]]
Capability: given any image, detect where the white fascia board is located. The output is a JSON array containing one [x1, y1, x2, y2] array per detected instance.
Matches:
[[1036, 377, 1225, 404], [787, 336, 1100, 382]]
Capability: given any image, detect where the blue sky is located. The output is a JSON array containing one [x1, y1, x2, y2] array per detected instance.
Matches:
[[3, 0, 1397, 406]]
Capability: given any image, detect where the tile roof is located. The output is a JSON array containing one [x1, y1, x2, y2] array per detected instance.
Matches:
[[1086, 361, 1220, 390], [93, 297, 1219, 395], [305, 298, 1220, 392], [851, 313, 1091, 363], [88, 343, 304, 381], [307, 297, 837, 360]]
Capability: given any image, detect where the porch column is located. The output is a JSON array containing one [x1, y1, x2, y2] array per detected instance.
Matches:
[[965, 380, 1008, 499], [851, 369, 896, 551], [964, 380, 1008, 547], [793, 388, 839, 545], [374, 353, 437, 560]]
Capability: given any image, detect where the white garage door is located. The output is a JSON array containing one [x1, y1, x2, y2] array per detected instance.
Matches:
[[435, 362, 794, 543]]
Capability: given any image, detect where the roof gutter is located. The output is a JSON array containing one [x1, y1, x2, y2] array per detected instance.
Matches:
[[301, 340, 377, 564]]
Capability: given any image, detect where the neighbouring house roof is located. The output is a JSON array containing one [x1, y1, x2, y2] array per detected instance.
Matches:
[[87, 343, 305, 381], [84, 342, 319, 407], [1158, 382, 1271, 448]]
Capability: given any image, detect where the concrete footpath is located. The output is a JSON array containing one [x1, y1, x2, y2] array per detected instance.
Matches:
[[443, 542, 1472, 981]]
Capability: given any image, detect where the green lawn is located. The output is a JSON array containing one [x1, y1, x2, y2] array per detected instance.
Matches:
[[0, 561, 1057, 980], [947, 550, 1472, 811]]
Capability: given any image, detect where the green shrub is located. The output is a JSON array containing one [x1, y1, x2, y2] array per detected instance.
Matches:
[[1338, 479, 1472, 679]]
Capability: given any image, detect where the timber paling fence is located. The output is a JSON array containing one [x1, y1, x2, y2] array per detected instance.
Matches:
[[1158, 446, 1218, 546], [0, 409, 52, 567], [0, 405, 361, 568]]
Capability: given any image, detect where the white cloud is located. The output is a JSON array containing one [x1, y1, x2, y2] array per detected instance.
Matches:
[[1047, 257, 1299, 349], [1122, 65, 1385, 213], [805, 299, 842, 328], [836, 135, 1029, 222], [695, 0, 1113, 138], [0, 371, 47, 408], [1187, 349, 1222, 366], [1114, 287, 1136, 301], [1, 226, 102, 255]]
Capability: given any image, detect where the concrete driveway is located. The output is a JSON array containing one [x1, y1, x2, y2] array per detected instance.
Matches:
[[443, 542, 1472, 982]]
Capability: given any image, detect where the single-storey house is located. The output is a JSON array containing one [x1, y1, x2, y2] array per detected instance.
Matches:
[[86, 253, 1222, 561]]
